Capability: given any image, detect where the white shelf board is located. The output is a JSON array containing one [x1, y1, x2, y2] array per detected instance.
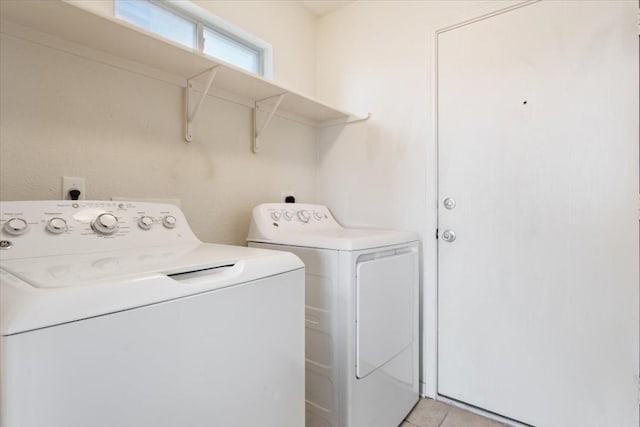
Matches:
[[0, 0, 365, 125]]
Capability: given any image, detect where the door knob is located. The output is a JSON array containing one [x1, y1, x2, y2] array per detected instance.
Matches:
[[443, 197, 456, 210], [442, 229, 456, 242]]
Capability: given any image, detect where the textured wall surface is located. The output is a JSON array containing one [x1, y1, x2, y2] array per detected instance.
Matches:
[[0, 1, 318, 244]]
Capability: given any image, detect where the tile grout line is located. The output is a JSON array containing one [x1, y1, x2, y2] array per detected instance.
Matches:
[[436, 407, 452, 427]]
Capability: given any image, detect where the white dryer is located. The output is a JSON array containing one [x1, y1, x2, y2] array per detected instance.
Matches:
[[247, 203, 420, 427], [0, 200, 305, 427]]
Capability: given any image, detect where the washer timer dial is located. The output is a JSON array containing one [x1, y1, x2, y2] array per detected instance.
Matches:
[[91, 213, 119, 235]]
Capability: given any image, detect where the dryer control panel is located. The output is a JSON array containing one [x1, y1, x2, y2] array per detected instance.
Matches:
[[0, 201, 199, 259], [253, 203, 341, 229], [247, 203, 344, 243]]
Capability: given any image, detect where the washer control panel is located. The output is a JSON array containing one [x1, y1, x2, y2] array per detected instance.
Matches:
[[0, 201, 198, 259]]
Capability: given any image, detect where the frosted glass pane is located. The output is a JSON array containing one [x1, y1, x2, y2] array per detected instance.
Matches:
[[115, 0, 196, 49], [203, 29, 260, 74]]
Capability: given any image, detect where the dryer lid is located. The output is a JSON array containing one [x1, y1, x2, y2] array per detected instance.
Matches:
[[247, 203, 418, 250], [251, 228, 418, 250]]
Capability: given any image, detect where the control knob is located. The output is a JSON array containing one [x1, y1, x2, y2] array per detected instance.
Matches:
[[313, 211, 323, 221], [270, 211, 282, 221], [162, 215, 177, 229], [297, 210, 310, 223], [46, 217, 68, 234], [91, 213, 119, 235], [283, 211, 293, 221], [138, 216, 154, 230], [3, 218, 28, 235]]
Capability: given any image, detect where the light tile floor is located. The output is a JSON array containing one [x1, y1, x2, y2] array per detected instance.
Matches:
[[402, 398, 508, 427]]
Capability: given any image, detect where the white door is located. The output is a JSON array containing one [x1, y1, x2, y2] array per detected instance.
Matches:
[[437, 2, 638, 426]]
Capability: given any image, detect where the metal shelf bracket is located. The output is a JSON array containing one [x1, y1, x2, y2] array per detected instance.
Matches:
[[253, 93, 287, 153], [185, 66, 218, 142]]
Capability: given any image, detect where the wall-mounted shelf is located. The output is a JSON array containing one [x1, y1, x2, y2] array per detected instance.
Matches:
[[0, 0, 369, 148]]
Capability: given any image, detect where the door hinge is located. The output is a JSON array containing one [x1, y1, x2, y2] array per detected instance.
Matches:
[[436, 228, 439, 239]]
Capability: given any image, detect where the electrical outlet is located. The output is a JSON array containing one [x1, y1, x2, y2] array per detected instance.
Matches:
[[62, 176, 86, 200], [280, 190, 296, 203]]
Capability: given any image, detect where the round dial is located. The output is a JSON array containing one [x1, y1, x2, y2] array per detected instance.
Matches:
[[91, 213, 119, 235], [162, 215, 177, 229], [3, 218, 28, 235], [283, 211, 293, 221], [270, 211, 282, 221], [297, 210, 310, 223], [313, 211, 323, 221], [46, 217, 68, 234], [138, 216, 154, 230]]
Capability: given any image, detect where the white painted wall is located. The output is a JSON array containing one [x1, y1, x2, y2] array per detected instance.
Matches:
[[314, 0, 519, 396], [0, 1, 318, 244]]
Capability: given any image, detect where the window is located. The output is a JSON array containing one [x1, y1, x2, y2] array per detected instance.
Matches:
[[114, 0, 270, 76], [202, 29, 260, 76]]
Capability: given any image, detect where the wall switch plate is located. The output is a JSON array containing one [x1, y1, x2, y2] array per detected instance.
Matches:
[[62, 176, 86, 200], [280, 190, 296, 203]]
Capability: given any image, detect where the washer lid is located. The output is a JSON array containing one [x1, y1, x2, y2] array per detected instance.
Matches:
[[1, 243, 303, 336]]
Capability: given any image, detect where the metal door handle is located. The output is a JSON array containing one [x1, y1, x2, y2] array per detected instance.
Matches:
[[443, 197, 456, 210], [442, 229, 456, 242]]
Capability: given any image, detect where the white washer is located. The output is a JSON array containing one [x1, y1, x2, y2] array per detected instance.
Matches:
[[247, 203, 420, 427], [0, 200, 305, 427]]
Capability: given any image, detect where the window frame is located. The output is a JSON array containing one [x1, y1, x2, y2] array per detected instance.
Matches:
[[113, 0, 272, 78]]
